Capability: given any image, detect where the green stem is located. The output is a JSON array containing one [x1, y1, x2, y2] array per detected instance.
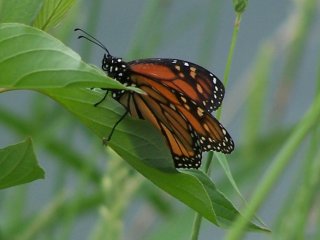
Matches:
[[216, 12, 241, 120], [225, 93, 320, 240], [190, 13, 242, 240], [190, 212, 203, 240], [190, 152, 213, 240]]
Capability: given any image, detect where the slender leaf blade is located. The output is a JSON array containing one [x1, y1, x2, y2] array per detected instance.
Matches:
[[33, 0, 76, 30]]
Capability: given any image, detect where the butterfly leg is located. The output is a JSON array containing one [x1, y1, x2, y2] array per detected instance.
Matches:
[[94, 89, 109, 107], [102, 109, 129, 145]]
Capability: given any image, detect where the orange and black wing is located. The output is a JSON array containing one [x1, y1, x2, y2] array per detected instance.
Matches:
[[117, 70, 234, 168], [129, 58, 225, 112], [118, 79, 203, 168], [173, 89, 234, 154]]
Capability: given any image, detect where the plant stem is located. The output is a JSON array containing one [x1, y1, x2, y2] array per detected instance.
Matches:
[[190, 212, 203, 240], [225, 93, 320, 240], [190, 152, 213, 240], [273, 32, 320, 239], [216, 12, 241, 120], [190, 13, 242, 240]]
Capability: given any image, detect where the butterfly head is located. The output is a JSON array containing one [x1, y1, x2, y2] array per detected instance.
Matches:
[[102, 54, 129, 82], [75, 28, 131, 83]]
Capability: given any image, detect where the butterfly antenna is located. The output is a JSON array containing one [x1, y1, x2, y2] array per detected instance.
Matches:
[[74, 28, 111, 56]]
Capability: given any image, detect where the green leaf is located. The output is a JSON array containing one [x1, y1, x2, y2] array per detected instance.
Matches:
[[0, 0, 44, 24], [33, 0, 76, 31], [0, 138, 45, 189], [45, 88, 268, 231], [45, 88, 175, 171], [0, 23, 268, 231], [0, 23, 124, 90]]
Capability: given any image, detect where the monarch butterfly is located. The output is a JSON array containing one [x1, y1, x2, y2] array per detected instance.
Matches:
[[75, 29, 234, 169]]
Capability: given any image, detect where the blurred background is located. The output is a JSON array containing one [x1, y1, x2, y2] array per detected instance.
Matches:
[[0, 0, 320, 239]]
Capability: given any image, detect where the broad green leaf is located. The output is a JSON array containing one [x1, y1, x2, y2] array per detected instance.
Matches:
[[46, 88, 268, 231], [33, 0, 76, 30], [0, 23, 123, 90], [0, 0, 44, 24], [0, 138, 45, 189], [0, 23, 268, 231], [46, 88, 176, 171]]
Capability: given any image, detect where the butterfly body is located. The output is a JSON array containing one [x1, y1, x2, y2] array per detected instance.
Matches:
[[101, 54, 234, 168]]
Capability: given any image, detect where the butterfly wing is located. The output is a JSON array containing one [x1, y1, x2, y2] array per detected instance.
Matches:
[[129, 58, 225, 112], [173, 90, 234, 154], [118, 89, 203, 168], [116, 70, 233, 168]]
